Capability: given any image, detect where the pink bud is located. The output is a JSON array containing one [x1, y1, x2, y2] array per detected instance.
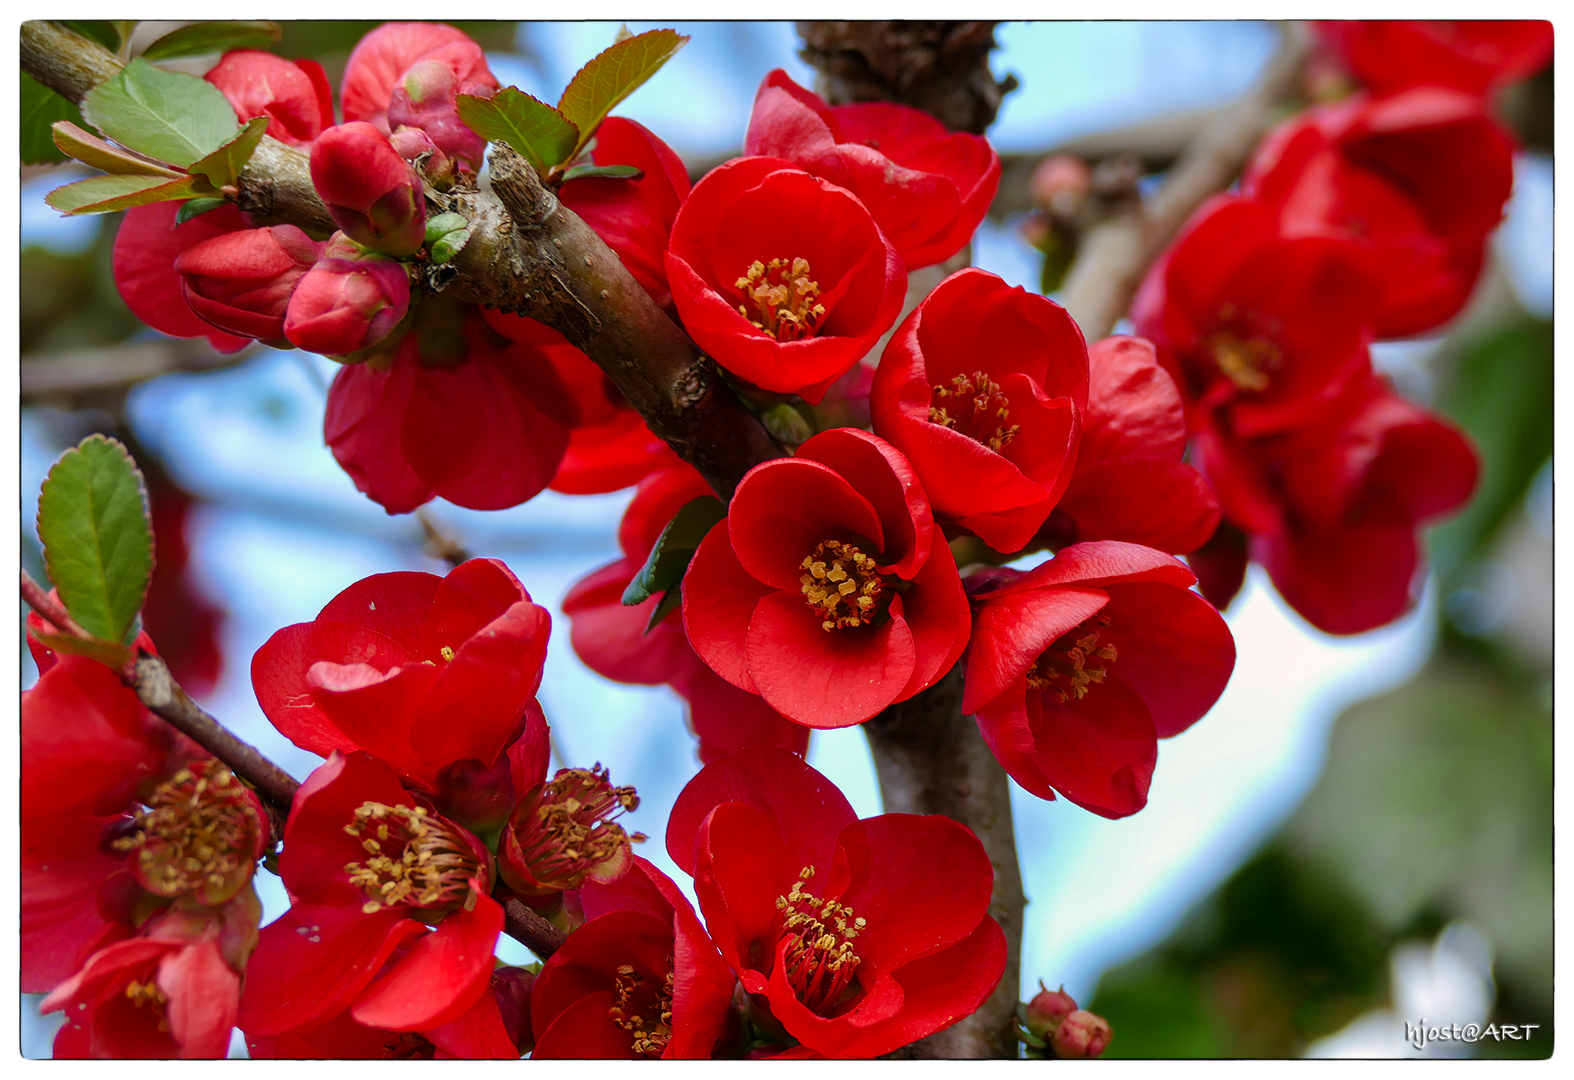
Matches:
[[310, 122, 426, 256], [283, 249, 410, 356], [174, 225, 324, 340], [389, 124, 457, 186], [1031, 154, 1092, 216], [1023, 983, 1079, 1041], [388, 59, 487, 175], [1051, 1009, 1112, 1059]]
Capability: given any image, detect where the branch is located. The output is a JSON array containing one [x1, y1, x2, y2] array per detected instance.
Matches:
[[502, 899, 567, 960], [1059, 21, 1311, 341], [22, 340, 264, 404], [415, 508, 472, 568]]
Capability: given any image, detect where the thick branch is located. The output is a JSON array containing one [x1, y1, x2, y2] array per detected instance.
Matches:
[[502, 899, 566, 961], [1059, 22, 1311, 340]]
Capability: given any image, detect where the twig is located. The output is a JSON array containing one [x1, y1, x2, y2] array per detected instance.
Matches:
[[22, 340, 264, 403], [1059, 22, 1311, 341], [19, 568, 89, 638], [502, 899, 567, 960], [416, 508, 472, 568]]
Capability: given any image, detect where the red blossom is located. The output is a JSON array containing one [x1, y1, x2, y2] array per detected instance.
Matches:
[[174, 224, 324, 341], [1130, 194, 1379, 436], [560, 117, 692, 309], [531, 857, 739, 1058], [322, 318, 574, 513], [682, 428, 969, 728], [206, 49, 335, 148], [283, 244, 410, 355], [310, 123, 427, 256], [238, 752, 503, 1037], [564, 463, 810, 761], [871, 268, 1088, 553], [498, 764, 643, 896], [1315, 20, 1552, 97], [665, 157, 906, 403], [1244, 88, 1515, 338], [1195, 370, 1479, 634], [745, 70, 1000, 269], [340, 22, 498, 132], [962, 542, 1236, 818], [1040, 335, 1220, 554], [252, 558, 549, 790], [666, 747, 1006, 1057], [112, 203, 253, 353]]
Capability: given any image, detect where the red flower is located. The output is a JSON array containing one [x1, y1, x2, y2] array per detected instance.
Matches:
[[1196, 371, 1479, 634], [499, 764, 643, 896], [112, 203, 253, 353], [323, 318, 574, 513], [238, 752, 503, 1037], [251, 558, 550, 789], [1244, 89, 1515, 338], [205, 49, 335, 148], [387, 59, 487, 176], [531, 857, 738, 1058], [683, 428, 969, 728], [560, 117, 692, 309], [870, 268, 1088, 553], [745, 70, 1001, 269], [564, 463, 811, 761], [310, 123, 426, 256], [1130, 194, 1379, 436], [284, 243, 410, 355], [341, 22, 498, 132], [1316, 20, 1552, 96], [962, 543, 1236, 818], [666, 747, 1006, 1057], [174, 224, 324, 341], [665, 157, 906, 403], [1039, 335, 1219, 555]]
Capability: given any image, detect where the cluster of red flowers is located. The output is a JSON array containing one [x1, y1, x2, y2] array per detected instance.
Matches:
[[1135, 21, 1548, 634]]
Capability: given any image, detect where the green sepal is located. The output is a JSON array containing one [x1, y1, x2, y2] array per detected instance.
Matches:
[[621, 495, 726, 606], [175, 196, 230, 225], [560, 163, 644, 183]]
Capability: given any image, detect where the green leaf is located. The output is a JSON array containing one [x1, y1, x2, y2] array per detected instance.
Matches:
[[52, 121, 184, 176], [140, 20, 282, 61], [29, 631, 134, 670], [21, 72, 85, 165], [644, 583, 685, 633], [557, 28, 688, 158], [560, 163, 644, 183], [186, 115, 269, 187], [621, 495, 726, 606], [455, 88, 579, 175], [45, 172, 209, 215], [424, 212, 469, 243], [63, 20, 123, 51], [36, 434, 155, 647], [175, 196, 229, 225], [81, 57, 239, 168]]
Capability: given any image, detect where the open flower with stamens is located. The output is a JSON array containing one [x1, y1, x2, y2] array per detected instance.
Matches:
[[238, 752, 503, 1038], [871, 268, 1089, 553], [500, 765, 644, 896], [531, 858, 738, 1058], [665, 157, 905, 403], [962, 542, 1236, 818], [1130, 195, 1380, 437], [682, 428, 969, 728], [666, 748, 1006, 1057], [252, 558, 550, 791], [116, 759, 268, 907]]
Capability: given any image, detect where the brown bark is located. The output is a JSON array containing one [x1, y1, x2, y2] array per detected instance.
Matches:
[[502, 899, 567, 961]]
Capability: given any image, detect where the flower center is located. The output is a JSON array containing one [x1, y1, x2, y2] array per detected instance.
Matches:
[[775, 866, 865, 1016], [124, 979, 171, 1033], [736, 257, 826, 342], [1208, 305, 1282, 392], [608, 961, 675, 1058], [114, 760, 263, 905], [929, 372, 1020, 452], [342, 802, 482, 915], [509, 766, 644, 893], [800, 540, 889, 631], [1025, 614, 1118, 703]]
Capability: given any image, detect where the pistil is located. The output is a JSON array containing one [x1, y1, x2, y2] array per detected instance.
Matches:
[[800, 540, 887, 631], [929, 371, 1020, 452], [736, 257, 827, 341], [774, 865, 865, 1016]]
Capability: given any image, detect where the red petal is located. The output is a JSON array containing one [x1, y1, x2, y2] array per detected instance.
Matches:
[[22, 810, 125, 993], [963, 585, 1109, 715], [894, 534, 971, 702], [158, 942, 239, 1059], [728, 457, 884, 591], [1055, 458, 1221, 554], [670, 661, 811, 763], [531, 990, 638, 1058], [324, 352, 434, 514], [1001, 540, 1198, 593], [352, 896, 503, 1030], [1022, 677, 1159, 818], [1097, 581, 1235, 738], [795, 427, 932, 578], [425, 985, 520, 1059], [1081, 335, 1186, 463], [564, 559, 694, 685], [112, 203, 252, 351], [315, 570, 442, 656], [1255, 522, 1420, 635], [306, 660, 443, 786], [691, 802, 791, 979], [682, 526, 771, 694], [279, 752, 415, 905]]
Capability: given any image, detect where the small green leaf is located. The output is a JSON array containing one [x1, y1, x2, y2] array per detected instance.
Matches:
[[644, 583, 685, 634], [82, 57, 239, 168], [36, 434, 155, 647], [176, 196, 230, 225], [46, 172, 210, 215], [430, 230, 470, 265], [425, 212, 469, 243], [29, 630, 135, 670], [63, 20, 123, 51], [621, 495, 726, 606], [52, 121, 184, 177], [21, 72, 86, 165], [186, 115, 269, 187], [456, 88, 579, 175], [141, 20, 283, 61], [557, 28, 688, 158], [560, 163, 644, 183]]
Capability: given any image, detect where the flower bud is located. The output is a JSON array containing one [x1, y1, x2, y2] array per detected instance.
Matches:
[[283, 249, 411, 356], [433, 754, 516, 841], [1030, 154, 1091, 218], [1023, 983, 1079, 1042], [1051, 1009, 1112, 1059], [310, 121, 426, 256], [173, 225, 324, 340], [389, 124, 457, 187], [387, 59, 488, 176], [490, 966, 536, 1055]]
